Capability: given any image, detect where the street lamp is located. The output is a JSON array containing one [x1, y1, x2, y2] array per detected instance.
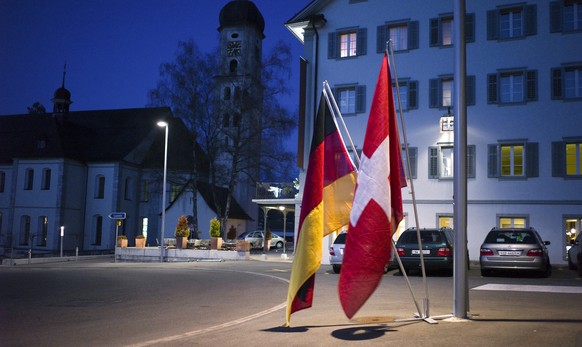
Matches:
[[157, 121, 168, 263]]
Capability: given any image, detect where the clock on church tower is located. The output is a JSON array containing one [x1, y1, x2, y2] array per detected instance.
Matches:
[[227, 41, 241, 56]]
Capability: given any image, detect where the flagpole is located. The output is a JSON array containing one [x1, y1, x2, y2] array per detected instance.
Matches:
[[323, 81, 361, 166], [386, 42, 431, 319]]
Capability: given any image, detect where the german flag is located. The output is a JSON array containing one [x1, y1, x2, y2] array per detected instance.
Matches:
[[285, 92, 357, 326]]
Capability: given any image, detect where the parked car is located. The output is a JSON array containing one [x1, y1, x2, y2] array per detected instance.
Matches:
[[243, 231, 285, 249], [567, 233, 581, 275], [329, 232, 394, 274], [395, 227, 455, 275], [480, 227, 551, 277]]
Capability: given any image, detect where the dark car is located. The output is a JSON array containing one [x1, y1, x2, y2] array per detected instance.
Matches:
[[395, 227, 455, 275], [480, 227, 551, 277], [567, 233, 581, 275]]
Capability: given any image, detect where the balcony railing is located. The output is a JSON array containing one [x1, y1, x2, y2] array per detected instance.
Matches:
[[255, 182, 297, 200]]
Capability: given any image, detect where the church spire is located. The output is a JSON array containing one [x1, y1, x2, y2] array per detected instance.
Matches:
[[51, 63, 72, 114]]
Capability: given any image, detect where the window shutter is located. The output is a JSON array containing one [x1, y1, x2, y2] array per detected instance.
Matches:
[[356, 28, 367, 56], [487, 10, 499, 40], [328, 32, 337, 59], [429, 146, 439, 179], [377, 25, 388, 53], [429, 79, 439, 108], [551, 68, 563, 99], [355, 85, 366, 113], [523, 4, 537, 36], [526, 70, 537, 101], [526, 142, 539, 178], [466, 75, 476, 106], [408, 81, 418, 109], [429, 18, 440, 46], [465, 13, 475, 43], [409, 147, 418, 179], [408, 20, 419, 50], [552, 141, 565, 177], [549, 1, 562, 33], [487, 73, 498, 104], [488, 144, 498, 178], [467, 145, 476, 178]]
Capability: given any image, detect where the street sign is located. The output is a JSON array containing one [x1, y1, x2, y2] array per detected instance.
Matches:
[[108, 212, 126, 220]]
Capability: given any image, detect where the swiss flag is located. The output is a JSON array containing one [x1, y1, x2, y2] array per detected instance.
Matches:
[[338, 54, 406, 319]]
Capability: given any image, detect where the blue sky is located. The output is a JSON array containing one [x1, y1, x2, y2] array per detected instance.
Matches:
[[0, 0, 310, 116]]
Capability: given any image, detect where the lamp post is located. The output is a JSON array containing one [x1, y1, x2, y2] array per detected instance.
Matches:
[[157, 121, 169, 263]]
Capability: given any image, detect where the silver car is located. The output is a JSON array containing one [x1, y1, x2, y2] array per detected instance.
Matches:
[[480, 227, 551, 277], [329, 232, 347, 273], [567, 233, 581, 275]]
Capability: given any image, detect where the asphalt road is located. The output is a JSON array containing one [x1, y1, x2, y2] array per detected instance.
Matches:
[[1, 257, 581, 347]]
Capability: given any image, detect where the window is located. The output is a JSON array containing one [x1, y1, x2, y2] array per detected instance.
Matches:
[[498, 216, 527, 228], [95, 175, 105, 199], [552, 64, 582, 100], [333, 85, 366, 114], [487, 4, 537, 40], [429, 145, 476, 179], [429, 13, 475, 47], [94, 215, 103, 246], [20, 215, 30, 245], [141, 217, 149, 241], [401, 146, 417, 179], [229, 59, 238, 74], [438, 215, 454, 228], [0, 171, 4, 193], [550, 1, 582, 33], [328, 28, 367, 59], [429, 76, 476, 108], [553, 139, 582, 177], [488, 142, 538, 178], [565, 217, 581, 258], [38, 216, 48, 247], [170, 183, 180, 203], [24, 168, 33, 190], [41, 168, 51, 190], [488, 69, 537, 104], [140, 180, 150, 202], [393, 79, 418, 111], [377, 20, 418, 52]]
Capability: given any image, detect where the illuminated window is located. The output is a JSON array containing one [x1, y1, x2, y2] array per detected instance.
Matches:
[[430, 76, 475, 108], [552, 140, 582, 178], [438, 215, 453, 229], [498, 216, 526, 229], [429, 145, 475, 179], [489, 142, 538, 179], [501, 145, 524, 177], [566, 143, 582, 175], [328, 28, 367, 59], [430, 14, 475, 47]]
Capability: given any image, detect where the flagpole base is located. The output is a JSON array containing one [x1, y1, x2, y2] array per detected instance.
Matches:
[[394, 313, 453, 325]]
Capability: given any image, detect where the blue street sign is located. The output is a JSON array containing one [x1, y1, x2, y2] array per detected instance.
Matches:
[[108, 212, 126, 220]]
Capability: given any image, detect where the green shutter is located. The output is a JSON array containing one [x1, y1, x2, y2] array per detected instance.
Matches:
[[487, 10, 499, 40], [355, 85, 366, 113], [487, 74, 498, 104], [408, 21, 419, 50], [429, 146, 439, 179], [429, 79, 439, 108], [356, 28, 367, 56], [551, 68, 563, 99], [467, 145, 476, 178], [465, 13, 475, 43], [526, 70, 537, 101], [409, 147, 418, 179], [549, 1, 563, 33], [552, 141, 565, 177], [523, 4, 537, 36], [328, 32, 337, 59], [377, 25, 387, 53], [526, 142, 539, 178], [488, 144, 499, 178], [429, 18, 440, 46], [466, 75, 476, 106], [408, 81, 418, 109]]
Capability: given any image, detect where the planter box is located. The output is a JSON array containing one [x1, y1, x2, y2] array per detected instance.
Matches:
[[210, 237, 223, 250], [117, 239, 128, 248], [236, 240, 250, 252], [135, 238, 146, 248], [176, 237, 187, 249]]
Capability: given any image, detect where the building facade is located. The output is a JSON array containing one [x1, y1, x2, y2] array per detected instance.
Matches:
[[286, 0, 582, 265]]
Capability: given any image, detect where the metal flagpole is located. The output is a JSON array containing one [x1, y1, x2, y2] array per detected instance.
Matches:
[[453, 0, 470, 319], [388, 41, 452, 324]]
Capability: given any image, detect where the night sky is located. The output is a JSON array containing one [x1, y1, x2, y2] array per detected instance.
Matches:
[[0, 0, 310, 116]]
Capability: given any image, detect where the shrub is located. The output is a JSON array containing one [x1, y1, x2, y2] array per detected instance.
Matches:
[[209, 217, 221, 238], [117, 235, 127, 240], [175, 215, 190, 237], [135, 234, 145, 239]]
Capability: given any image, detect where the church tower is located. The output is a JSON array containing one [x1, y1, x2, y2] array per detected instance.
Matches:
[[216, 0, 265, 230], [51, 65, 72, 114]]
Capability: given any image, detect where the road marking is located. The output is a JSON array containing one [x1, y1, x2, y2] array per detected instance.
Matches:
[[472, 284, 582, 294]]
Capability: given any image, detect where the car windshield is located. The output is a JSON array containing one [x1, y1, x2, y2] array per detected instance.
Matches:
[[334, 233, 347, 244], [400, 230, 445, 245], [484, 230, 536, 244]]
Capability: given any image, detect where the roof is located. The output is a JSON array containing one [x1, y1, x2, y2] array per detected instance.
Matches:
[[0, 107, 200, 171], [198, 181, 253, 220]]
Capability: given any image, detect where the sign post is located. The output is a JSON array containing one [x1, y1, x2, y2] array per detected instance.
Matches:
[[109, 212, 126, 263]]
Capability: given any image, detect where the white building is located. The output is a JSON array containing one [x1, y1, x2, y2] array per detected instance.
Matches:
[[286, 0, 582, 265]]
